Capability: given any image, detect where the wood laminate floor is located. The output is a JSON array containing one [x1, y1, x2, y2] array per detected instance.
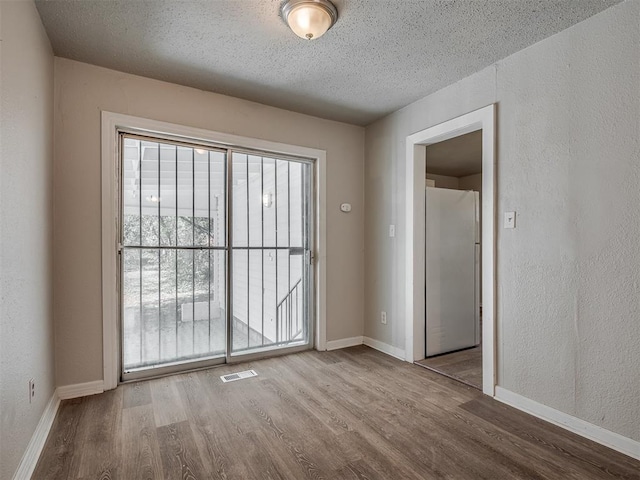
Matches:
[[34, 346, 639, 480], [415, 345, 483, 389]]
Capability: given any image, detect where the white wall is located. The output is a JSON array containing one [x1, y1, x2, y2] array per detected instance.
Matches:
[[53, 58, 365, 387], [364, 0, 639, 443], [458, 173, 482, 193], [0, 1, 55, 478], [425, 173, 459, 189]]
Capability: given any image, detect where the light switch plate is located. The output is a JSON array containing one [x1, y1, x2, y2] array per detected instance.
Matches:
[[340, 203, 352, 213], [389, 225, 395, 237], [504, 211, 516, 229]]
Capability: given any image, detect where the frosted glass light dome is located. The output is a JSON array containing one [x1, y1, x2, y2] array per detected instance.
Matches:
[[281, 0, 338, 40]]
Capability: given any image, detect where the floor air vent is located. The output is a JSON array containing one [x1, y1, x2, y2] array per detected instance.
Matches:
[[220, 370, 258, 383]]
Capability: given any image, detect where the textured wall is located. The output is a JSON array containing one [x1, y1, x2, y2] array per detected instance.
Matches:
[[0, 2, 55, 479], [364, 0, 639, 442], [53, 58, 365, 387]]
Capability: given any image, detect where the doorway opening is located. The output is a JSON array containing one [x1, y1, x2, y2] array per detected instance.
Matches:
[[415, 131, 482, 389], [404, 105, 495, 396]]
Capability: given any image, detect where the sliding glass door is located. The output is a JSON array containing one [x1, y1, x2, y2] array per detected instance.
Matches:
[[119, 133, 313, 380], [230, 153, 312, 355]]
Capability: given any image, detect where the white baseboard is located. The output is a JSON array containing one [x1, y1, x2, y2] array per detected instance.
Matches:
[[57, 380, 104, 400], [495, 386, 640, 461], [326, 336, 364, 351], [363, 336, 406, 361], [324, 336, 407, 363], [12, 392, 60, 480]]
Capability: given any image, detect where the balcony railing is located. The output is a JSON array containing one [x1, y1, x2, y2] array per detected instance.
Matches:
[[276, 278, 303, 343]]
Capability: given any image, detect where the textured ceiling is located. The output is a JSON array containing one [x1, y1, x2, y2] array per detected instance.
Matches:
[[427, 130, 482, 177], [35, 0, 620, 126]]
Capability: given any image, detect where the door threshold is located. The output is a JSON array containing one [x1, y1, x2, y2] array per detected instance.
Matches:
[[414, 361, 482, 391]]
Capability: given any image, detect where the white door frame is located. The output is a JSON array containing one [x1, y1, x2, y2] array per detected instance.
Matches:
[[101, 111, 327, 390], [405, 104, 496, 396]]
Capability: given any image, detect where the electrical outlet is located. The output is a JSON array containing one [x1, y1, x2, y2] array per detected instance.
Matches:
[[381, 311, 387, 324], [28, 379, 35, 403]]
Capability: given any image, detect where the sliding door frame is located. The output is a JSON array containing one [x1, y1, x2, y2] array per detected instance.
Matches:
[[101, 111, 327, 390]]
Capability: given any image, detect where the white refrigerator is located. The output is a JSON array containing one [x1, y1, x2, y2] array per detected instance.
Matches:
[[425, 187, 480, 357]]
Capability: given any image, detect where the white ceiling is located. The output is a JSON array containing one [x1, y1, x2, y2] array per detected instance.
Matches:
[[426, 130, 482, 177], [34, 0, 620, 126]]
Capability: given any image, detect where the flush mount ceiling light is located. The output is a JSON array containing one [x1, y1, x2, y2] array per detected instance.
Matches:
[[281, 0, 338, 40]]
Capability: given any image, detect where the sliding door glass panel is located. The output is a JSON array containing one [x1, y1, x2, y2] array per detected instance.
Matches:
[[232, 248, 248, 351], [176, 248, 194, 357], [159, 248, 177, 360], [231, 152, 312, 355], [277, 249, 290, 342], [122, 249, 141, 367], [159, 145, 176, 246], [290, 161, 303, 248], [121, 136, 226, 375], [177, 147, 193, 246], [249, 249, 263, 348], [263, 249, 277, 346], [141, 248, 160, 363], [209, 250, 226, 353], [209, 156, 225, 247], [276, 160, 289, 247], [290, 252, 304, 339], [263, 158, 276, 247]]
